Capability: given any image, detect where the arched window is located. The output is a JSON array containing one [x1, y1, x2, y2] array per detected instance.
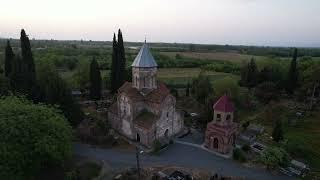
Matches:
[[216, 114, 221, 121], [164, 129, 169, 138], [213, 138, 218, 149], [135, 76, 138, 86], [226, 114, 231, 121], [144, 77, 146, 87], [136, 133, 140, 142]]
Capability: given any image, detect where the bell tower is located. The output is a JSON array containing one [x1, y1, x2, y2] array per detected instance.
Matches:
[[204, 95, 238, 154], [212, 95, 234, 126], [131, 42, 158, 91]]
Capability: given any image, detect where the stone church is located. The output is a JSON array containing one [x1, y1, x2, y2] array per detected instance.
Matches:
[[204, 95, 238, 154], [108, 42, 184, 148]]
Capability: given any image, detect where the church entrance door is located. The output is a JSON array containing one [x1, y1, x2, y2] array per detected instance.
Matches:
[[213, 138, 219, 149], [136, 133, 140, 142], [164, 129, 169, 139]]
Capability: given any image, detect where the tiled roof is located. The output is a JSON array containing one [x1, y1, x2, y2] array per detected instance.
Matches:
[[131, 43, 158, 67], [213, 95, 234, 112], [118, 81, 170, 103], [133, 111, 157, 130], [108, 103, 118, 114]]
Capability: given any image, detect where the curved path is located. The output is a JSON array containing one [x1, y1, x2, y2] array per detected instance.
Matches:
[[74, 143, 294, 180]]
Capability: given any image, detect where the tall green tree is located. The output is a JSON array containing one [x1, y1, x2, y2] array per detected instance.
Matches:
[[303, 63, 320, 110], [4, 40, 14, 77], [0, 96, 72, 179], [89, 57, 102, 100], [239, 58, 258, 90], [37, 63, 84, 127], [212, 77, 239, 99], [117, 29, 126, 86], [9, 55, 27, 93], [186, 82, 190, 96], [255, 81, 278, 103], [272, 119, 284, 142], [73, 60, 90, 90], [191, 71, 213, 104], [0, 75, 10, 96], [247, 58, 258, 89], [286, 48, 299, 94], [110, 33, 119, 93], [20, 29, 36, 96]]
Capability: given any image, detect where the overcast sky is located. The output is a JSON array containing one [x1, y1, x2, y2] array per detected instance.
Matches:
[[0, 0, 319, 47]]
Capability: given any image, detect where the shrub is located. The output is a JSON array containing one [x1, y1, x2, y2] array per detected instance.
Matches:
[[242, 121, 250, 130], [233, 148, 247, 162], [242, 144, 251, 152], [255, 81, 279, 103], [259, 147, 290, 169], [153, 140, 162, 153], [169, 139, 174, 144], [272, 119, 284, 142]]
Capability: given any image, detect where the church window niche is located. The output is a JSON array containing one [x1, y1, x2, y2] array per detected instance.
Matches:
[[213, 138, 219, 149], [135, 76, 138, 86], [226, 114, 231, 121], [216, 114, 221, 121], [136, 133, 140, 142]]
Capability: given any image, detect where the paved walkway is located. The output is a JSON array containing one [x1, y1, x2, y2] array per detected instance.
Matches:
[[74, 143, 295, 180], [174, 140, 232, 158]]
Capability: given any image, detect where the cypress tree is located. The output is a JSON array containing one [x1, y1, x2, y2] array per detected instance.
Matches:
[[247, 58, 258, 89], [4, 40, 14, 77], [117, 29, 126, 86], [20, 29, 36, 95], [110, 33, 118, 93], [89, 57, 102, 100], [9, 55, 27, 93], [186, 82, 190, 96], [272, 119, 284, 142], [239, 58, 258, 90], [286, 48, 298, 94]]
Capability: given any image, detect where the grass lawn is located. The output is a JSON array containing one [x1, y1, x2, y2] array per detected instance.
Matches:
[[239, 100, 320, 179], [285, 111, 320, 179]]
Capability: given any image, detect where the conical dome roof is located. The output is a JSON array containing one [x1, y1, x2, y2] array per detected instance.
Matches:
[[131, 42, 158, 67], [213, 95, 234, 112]]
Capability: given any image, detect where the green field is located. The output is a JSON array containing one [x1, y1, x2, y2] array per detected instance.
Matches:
[[157, 68, 239, 86], [60, 68, 239, 89], [159, 51, 293, 70]]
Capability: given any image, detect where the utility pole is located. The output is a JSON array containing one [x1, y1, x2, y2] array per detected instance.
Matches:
[[136, 146, 141, 179]]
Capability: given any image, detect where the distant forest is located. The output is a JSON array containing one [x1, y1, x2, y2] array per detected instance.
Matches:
[[1, 38, 320, 57]]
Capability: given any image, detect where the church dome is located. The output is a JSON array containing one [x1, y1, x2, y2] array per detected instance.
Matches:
[[131, 42, 158, 68]]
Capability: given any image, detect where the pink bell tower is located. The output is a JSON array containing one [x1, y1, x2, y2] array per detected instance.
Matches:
[[204, 95, 238, 154]]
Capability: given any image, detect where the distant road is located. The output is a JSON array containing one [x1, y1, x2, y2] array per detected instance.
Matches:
[[74, 143, 295, 180]]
